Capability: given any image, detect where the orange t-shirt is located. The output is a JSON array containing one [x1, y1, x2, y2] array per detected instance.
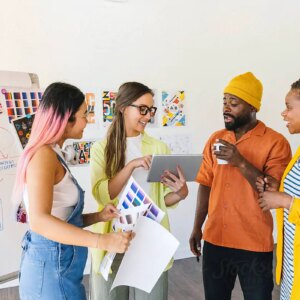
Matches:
[[196, 121, 292, 252]]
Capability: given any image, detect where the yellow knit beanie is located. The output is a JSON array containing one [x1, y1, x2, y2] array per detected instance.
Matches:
[[223, 72, 263, 111]]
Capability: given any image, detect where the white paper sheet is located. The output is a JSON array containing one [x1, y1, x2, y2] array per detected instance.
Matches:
[[111, 216, 179, 293], [99, 252, 116, 281], [100, 204, 150, 280]]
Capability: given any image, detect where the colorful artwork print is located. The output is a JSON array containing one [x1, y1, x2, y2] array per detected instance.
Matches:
[[162, 91, 185, 126], [1, 88, 42, 123], [16, 201, 27, 223], [146, 89, 158, 128], [85, 93, 96, 124], [12, 114, 35, 149], [117, 177, 165, 224], [73, 141, 94, 164], [102, 91, 116, 126]]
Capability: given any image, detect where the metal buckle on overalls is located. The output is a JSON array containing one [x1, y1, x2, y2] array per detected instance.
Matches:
[[21, 231, 30, 250]]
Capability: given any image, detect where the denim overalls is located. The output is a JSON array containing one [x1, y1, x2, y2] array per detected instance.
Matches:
[[19, 155, 88, 300]]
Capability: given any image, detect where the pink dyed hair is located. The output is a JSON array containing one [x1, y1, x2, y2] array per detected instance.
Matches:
[[13, 106, 71, 206]]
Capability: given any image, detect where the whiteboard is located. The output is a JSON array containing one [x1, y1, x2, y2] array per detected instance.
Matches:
[[0, 71, 40, 283]]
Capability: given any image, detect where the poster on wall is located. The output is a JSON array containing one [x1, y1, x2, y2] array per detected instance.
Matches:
[[161, 90, 185, 127], [1, 88, 42, 123], [85, 93, 96, 124], [146, 89, 158, 128], [73, 140, 95, 165], [12, 114, 35, 149], [102, 90, 117, 126]]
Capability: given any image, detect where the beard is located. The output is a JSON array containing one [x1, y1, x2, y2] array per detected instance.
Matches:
[[224, 113, 252, 131]]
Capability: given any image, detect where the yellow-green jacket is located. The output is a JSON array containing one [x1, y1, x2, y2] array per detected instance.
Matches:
[[90, 132, 173, 274], [277, 147, 300, 299]]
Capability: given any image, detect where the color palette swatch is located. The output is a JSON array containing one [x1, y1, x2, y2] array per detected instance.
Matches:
[[1, 88, 42, 123], [117, 177, 165, 224]]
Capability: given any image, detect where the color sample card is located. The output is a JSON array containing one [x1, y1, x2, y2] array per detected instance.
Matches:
[[12, 114, 35, 149], [1, 88, 42, 123], [100, 252, 116, 281], [113, 204, 150, 233], [102, 90, 117, 126], [162, 90, 185, 126], [73, 141, 94, 164], [85, 93, 96, 124], [117, 177, 165, 224]]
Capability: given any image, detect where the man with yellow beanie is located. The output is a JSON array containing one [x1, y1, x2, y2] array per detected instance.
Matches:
[[189, 72, 292, 300]]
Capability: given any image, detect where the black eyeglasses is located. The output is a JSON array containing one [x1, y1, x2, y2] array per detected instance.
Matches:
[[129, 104, 157, 116]]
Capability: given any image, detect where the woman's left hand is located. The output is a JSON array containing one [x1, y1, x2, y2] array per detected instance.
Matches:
[[99, 204, 120, 222], [258, 191, 291, 212], [161, 165, 188, 200]]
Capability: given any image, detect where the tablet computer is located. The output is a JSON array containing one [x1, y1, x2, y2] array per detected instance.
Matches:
[[146, 154, 203, 182]]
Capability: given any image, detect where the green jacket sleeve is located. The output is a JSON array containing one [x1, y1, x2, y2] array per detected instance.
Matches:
[[90, 140, 118, 207]]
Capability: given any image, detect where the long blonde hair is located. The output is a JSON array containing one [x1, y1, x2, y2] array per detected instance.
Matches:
[[105, 82, 153, 178]]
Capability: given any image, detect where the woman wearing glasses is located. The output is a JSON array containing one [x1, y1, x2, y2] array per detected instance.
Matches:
[[90, 81, 188, 300]]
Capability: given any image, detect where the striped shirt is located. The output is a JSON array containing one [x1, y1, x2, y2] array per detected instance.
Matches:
[[280, 160, 298, 300]]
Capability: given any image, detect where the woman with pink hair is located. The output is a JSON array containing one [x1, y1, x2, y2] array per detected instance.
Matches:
[[14, 82, 133, 300]]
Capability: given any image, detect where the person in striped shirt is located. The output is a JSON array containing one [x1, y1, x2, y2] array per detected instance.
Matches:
[[257, 79, 300, 300]]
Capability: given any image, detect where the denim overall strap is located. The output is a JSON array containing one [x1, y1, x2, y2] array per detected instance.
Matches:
[[56, 154, 85, 227]]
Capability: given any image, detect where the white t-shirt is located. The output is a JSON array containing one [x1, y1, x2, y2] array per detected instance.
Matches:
[[23, 145, 79, 221]]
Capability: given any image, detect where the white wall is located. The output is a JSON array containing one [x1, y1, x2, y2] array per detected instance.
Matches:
[[1, 0, 300, 287]]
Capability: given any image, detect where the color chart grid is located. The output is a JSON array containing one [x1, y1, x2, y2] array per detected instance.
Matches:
[[3, 90, 42, 123]]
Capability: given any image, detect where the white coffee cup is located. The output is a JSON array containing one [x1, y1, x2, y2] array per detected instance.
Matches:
[[214, 143, 228, 165]]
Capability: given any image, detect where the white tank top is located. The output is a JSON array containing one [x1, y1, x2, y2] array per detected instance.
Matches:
[[23, 145, 79, 221]]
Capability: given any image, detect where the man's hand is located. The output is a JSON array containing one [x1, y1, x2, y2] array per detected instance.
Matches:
[[189, 228, 203, 257], [213, 139, 244, 167], [256, 175, 279, 194]]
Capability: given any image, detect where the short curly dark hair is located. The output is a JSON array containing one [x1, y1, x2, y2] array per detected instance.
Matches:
[[291, 79, 300, 90]]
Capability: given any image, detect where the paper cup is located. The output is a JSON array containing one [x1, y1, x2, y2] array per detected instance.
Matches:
[[214, 143, 228, 165]]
